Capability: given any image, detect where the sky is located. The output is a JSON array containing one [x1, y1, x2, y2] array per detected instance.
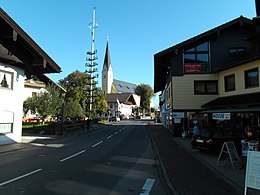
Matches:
[[0, 0, 257, 106]]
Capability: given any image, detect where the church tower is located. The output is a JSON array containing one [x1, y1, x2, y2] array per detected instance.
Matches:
[[102, 39, 114, 94]]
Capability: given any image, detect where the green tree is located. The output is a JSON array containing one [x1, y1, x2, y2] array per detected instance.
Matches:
[[134, 83, 154, 113], [59, 70, 91, 111], [63, 99, 83, 120], [92, 88, 108, 116], [23, 84, 62, 120]]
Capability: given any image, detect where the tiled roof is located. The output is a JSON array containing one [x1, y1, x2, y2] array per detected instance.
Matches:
[[113, 79, 136, 93], [106, 93, 136, 105]]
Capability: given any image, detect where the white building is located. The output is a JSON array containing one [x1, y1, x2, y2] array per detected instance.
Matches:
[[0, 8, 61, 145]]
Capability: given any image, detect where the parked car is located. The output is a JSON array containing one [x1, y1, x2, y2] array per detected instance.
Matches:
[[191, 128, 242, 152], [154, 116, 162, 123], [135, 115, 142, 119], [109, 116, 120, 122]]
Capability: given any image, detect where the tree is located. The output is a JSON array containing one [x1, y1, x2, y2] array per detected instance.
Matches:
[[59, 70, 91, 111], [92, 88, 108, 117], [134, 83, 154, 113], [23, 84, 62, 120], [63, 99, 83, 120], [59, 70, 107, 119]]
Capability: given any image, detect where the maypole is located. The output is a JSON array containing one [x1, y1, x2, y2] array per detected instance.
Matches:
[[85, 7, 98, 116]]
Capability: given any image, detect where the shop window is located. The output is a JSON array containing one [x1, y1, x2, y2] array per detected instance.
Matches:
[[224, 74, 235, 92], [0, 70, 13, 89], [244, 68, 259, 88], [184, 42, 210, 73], [194, 80, 218, 95]]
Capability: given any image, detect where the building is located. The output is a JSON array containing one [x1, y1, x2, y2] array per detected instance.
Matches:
[[102, 40, 137, 94], [154, 9, 260, 136], [102, 40, 140, 118], [0, 8, 61, 144], [106, 93, 139, 119]]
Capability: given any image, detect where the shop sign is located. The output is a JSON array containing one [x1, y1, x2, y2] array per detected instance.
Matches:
[[212, 113, 230, 120], [172, 112, 184, 118], [174, 118, 181, 124], [244, 151, 260, 194]]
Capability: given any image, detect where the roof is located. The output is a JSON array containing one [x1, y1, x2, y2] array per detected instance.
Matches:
[[113, 79, 136, 93], [0, 8, 61, 75], [213, 52, 260, 72], [102, 40, 111, 71], [106, 93, 136, 105], [154, 16, 253, 93], [201, 92, 260, 109]]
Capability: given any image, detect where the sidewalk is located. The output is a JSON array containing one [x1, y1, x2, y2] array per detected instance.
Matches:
[[148, 124, 259, 195]]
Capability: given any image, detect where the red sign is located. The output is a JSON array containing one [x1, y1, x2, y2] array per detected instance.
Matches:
[[184, 64, 201, 73]]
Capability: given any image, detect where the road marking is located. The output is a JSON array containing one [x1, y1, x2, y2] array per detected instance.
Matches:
[[106, 135, 113, 139], [91, 141, 103, 148], [0, 169, 42, 186], [140, 178, 155, 195], [114, 132, 118, 135], [59, 150, 86, 162]]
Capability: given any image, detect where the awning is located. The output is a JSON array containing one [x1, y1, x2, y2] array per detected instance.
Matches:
[[201, 107, 260, 113], [202, 92, 260, 109]]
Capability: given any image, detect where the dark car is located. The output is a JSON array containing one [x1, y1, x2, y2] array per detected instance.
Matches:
[[154, 116, 161, 123], [109, 116, 120, 122], [191, 128, 242, 152]]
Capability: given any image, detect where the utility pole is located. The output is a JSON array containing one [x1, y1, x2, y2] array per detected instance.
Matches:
[[86, 7, 98, 116]]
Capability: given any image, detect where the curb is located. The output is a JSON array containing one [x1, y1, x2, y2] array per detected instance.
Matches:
[[147, 125, 179, 195]]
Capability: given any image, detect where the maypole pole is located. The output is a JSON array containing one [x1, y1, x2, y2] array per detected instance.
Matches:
[[86, 7, 98, 117]]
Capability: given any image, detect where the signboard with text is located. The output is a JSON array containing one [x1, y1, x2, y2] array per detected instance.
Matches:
[[244, 151, 260, 194], [213, 113, 230, 120], [172, 112, 184, 119]]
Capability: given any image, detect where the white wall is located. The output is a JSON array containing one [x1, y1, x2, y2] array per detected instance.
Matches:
[[0, 62, 24, 144]]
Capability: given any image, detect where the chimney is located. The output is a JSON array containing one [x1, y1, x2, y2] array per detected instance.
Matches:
[[256, 0, 260, 17]]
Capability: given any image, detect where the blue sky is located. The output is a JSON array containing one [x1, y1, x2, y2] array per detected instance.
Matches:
[[0, 0, 257, 106]]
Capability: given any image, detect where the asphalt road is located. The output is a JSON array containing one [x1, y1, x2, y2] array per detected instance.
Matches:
[[0, 120, 168, 195]]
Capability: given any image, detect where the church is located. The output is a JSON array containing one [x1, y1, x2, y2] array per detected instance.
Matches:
[[102, 40, 140, 119]]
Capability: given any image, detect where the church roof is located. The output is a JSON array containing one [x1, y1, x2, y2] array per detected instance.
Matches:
[[102, 41, 111, 70], [106, 93, 137, 105], [113, 79, 136, 93]]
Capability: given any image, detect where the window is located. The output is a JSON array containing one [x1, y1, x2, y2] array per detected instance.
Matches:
[[184, 42, 210, 73], [0, 70, 13, 89], [244, 68, 259, 88], [224, 74, 235, 92], [194, 80, 218, 95]]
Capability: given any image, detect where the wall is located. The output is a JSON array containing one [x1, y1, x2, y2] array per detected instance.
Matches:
[[172, 74, 219, 110], [218, 59, 260, 97], [0, 62, 24, 144]]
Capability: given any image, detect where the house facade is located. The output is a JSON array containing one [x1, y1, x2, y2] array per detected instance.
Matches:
[[154, 14, 260, 136], [0, 8, 61, 144], [106, 93, 140, 119]]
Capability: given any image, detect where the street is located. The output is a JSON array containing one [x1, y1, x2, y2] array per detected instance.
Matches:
[[0, 120, 168, 195]]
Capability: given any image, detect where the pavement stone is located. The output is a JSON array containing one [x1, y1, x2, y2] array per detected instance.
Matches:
[[148, 124, 259, 195]]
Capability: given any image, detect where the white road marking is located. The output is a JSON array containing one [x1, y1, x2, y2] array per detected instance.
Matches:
[[106, 135, 113, 139], [59, 150, 86, 162], [140, 178, 155, 195], [91, 141, 103, 148], [0, 169, 42, 186], [114, 132, 118, 135]]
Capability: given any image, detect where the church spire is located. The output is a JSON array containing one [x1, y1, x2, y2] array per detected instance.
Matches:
[[103, 38, 111, 70]]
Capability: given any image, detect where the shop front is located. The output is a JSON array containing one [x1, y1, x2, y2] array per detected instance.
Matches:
[[200, 92, 260, 153]]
